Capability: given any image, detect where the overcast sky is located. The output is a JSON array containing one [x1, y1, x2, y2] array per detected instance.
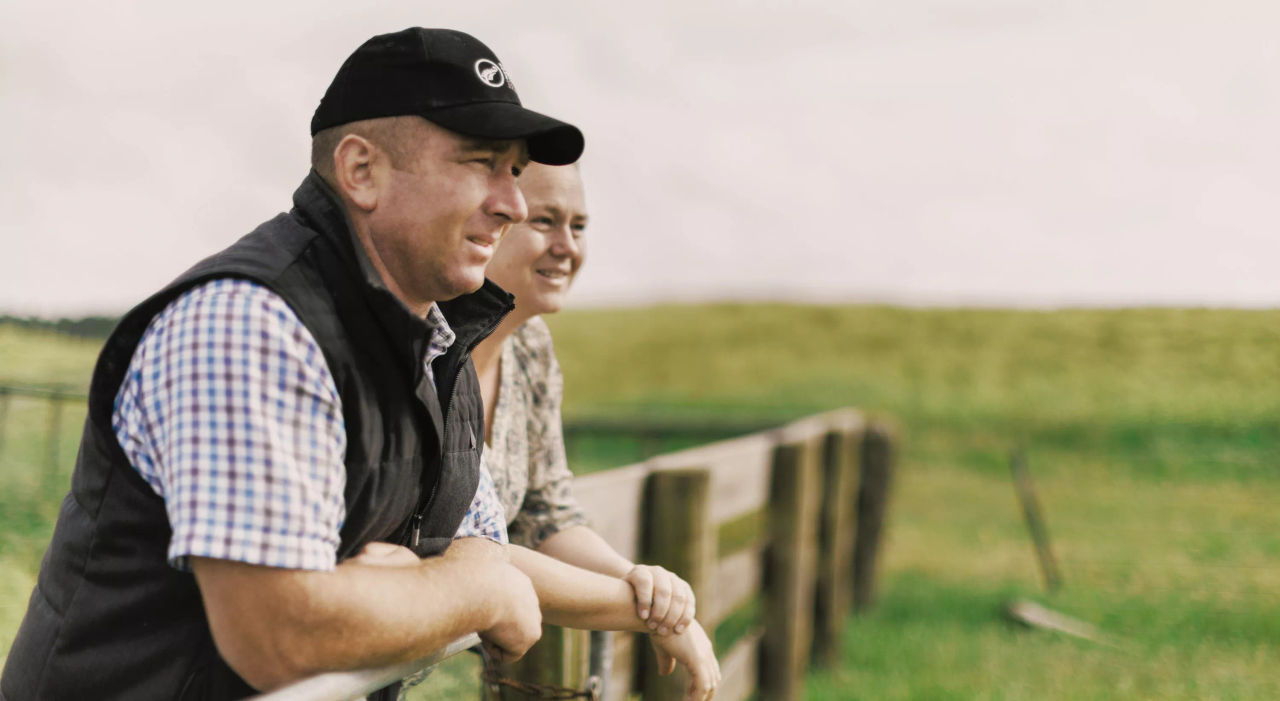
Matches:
[[2, 0, 1278, 316]]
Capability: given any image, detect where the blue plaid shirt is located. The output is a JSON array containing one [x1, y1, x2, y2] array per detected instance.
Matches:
[[112, 278, 507, 572]]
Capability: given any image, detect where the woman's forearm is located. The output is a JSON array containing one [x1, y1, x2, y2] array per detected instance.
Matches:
[[509, 543, 722, 701], [507, 543, 647, 632], [535, 525, 634, 578]]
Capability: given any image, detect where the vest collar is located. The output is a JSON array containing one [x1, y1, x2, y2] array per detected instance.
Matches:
[[291, 169, 394, 301]]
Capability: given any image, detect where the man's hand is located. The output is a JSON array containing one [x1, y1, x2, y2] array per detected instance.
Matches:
[[348, 541, 419, 568], [625, 565, 696, 635], [650, 619, 720, 701], [474, 561, 542, 663], [434, 539, 537, 661]]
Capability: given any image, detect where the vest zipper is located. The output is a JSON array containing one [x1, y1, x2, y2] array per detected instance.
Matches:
[[411, 513, 423, 548], [410, 307, 509, 550]]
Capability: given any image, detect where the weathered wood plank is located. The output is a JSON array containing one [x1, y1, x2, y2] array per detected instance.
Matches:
[[709, 546, 763, 628], [717, 630, 763, 701], [760, 437, 822, 701], [492, 624, 591, 700], [641, 469, 713, 701], [717, 508, 767, 559], [601, 630, 635, 701], [774, 414, 835, 445], [649, 433, 776, 524], [574, 463, 648, 562], [812, 423, 863, 667], [853, 422, 896, 612]]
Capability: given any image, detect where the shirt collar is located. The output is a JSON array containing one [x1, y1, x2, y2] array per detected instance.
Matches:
[[423, 302, 456, 366]]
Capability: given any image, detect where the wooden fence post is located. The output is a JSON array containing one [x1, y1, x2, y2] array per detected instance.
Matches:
[[1010, 448, 1062, 593], [489, 625, 591, 701], [853, 423, 895, 612], [811, 425, 860, 667], [0, 386, 10, 458], [641, 468, 712, 701], [44, 393, 65, 489], [760, 439, 820, 701]]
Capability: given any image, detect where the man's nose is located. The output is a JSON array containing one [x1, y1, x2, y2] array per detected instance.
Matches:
[[487, 175, 528, 224]]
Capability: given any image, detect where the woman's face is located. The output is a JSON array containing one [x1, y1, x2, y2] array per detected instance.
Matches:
[[486, 163, 588, 317]]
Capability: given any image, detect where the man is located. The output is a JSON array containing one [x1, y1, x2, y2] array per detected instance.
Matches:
[[1, 28, 584, 700]]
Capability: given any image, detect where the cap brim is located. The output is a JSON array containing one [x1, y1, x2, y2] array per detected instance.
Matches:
[[422, 102, 584, 166]]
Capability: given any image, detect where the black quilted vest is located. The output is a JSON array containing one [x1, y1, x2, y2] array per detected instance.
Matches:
[[0, 172, 512, 700]]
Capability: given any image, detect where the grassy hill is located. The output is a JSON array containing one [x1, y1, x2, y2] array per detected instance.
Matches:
[[3, 305, 1280, 698]]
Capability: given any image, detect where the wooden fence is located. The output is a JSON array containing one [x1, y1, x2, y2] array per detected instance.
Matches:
[[481, 408, 896, 701], [0, 383, 86, 488]]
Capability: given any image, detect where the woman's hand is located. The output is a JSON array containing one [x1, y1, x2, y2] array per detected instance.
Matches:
[[625, 564, 696, 635], [649, 619, 720, 701]]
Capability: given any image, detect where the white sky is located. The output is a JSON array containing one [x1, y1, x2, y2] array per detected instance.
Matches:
[[2, 0, 1278, 316]]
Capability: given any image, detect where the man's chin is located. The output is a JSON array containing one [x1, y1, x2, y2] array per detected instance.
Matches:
[[436, 272, 488, 301]]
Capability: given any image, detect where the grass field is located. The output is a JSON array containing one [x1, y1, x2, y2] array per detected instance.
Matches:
[[548, 305, 1280, 700], [3, 305, 1279, 699]]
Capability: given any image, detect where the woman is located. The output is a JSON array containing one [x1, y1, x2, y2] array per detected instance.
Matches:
[[472, 162, 718, 696]]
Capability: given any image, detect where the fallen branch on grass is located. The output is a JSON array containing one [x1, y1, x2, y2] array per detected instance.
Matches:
[[1004, 599, 1121, 649]]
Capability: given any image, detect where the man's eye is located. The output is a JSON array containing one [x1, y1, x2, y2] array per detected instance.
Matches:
[[531, 216, 553, 226], [570, 224, 587, 237], [511, 165, 523, 177]]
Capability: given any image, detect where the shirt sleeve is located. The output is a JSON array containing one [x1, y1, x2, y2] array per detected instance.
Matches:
[[112, 278, 347, 572], [452, 456, 509, 544], [507, 322, 588, 550]]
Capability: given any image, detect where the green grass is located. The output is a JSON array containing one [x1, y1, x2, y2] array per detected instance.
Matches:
[[0, 325, 98, 657], [4, 305, 1280, 698], [806, 572, 1280, 701], [549, 304, 1280, 424], [550, 305, 1280, 699], [0, 324, 100, 390], [802, 459, 1280, 699]]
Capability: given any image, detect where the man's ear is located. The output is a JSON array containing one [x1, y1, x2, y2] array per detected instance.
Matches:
[[332, 134, 383, 212]]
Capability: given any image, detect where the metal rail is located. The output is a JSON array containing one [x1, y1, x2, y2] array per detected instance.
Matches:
[[250, 633, 481, 701]]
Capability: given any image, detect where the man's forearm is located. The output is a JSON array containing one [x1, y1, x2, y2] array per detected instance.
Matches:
[[193, 553, 521, 691], [508, 544, 649, 632]]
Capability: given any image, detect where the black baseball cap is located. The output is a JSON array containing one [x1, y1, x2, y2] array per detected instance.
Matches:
[[311, 28, 584, 165]]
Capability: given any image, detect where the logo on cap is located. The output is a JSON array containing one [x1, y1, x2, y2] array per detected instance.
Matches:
[[474, 59, 506, 88]]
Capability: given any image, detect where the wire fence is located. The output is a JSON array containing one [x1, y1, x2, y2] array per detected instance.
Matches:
[[0, 383, 87, 490]]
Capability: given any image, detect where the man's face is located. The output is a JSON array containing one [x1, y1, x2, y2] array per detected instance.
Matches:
[[366, 119, 530, 306]]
